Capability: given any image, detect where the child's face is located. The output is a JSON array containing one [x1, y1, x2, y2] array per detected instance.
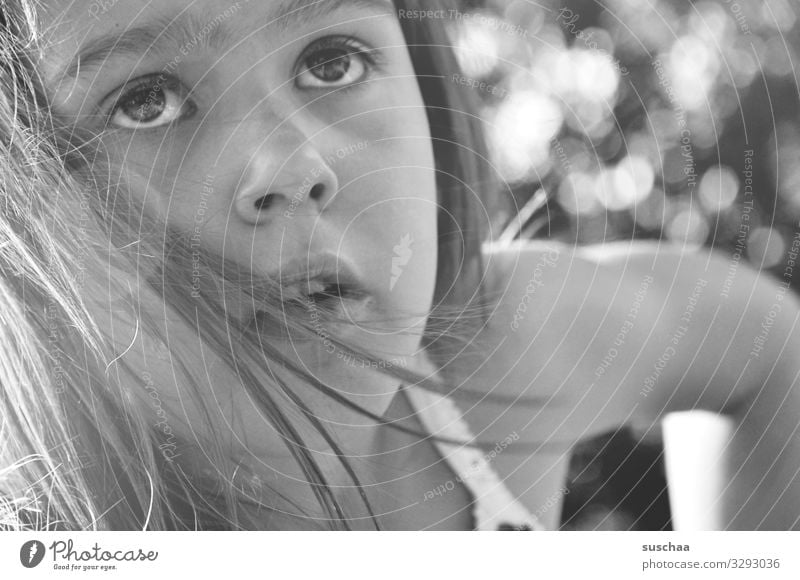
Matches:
[[37, 0, 439, 441]]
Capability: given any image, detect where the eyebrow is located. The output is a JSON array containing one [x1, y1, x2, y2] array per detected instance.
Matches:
[[58, 0, 394, 81]]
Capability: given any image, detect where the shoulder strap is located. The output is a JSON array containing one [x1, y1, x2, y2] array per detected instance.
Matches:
[[405, 385, 544, 531]]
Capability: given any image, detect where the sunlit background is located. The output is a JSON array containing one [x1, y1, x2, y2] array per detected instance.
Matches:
[[448, 0, 800, 529]]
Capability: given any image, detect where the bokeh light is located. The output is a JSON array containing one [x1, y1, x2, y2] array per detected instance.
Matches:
[[698, 165, 740, 212], [667, 201, 710, 249], [488, 91, 563, 183], [747, 226, 787, 269]]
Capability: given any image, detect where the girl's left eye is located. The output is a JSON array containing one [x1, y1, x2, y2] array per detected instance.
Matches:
[[296, 36, 379, 89]]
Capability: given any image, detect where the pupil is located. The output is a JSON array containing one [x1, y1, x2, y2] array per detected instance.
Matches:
[[124, 86, 165, 122], [308, 49, 350, 81]]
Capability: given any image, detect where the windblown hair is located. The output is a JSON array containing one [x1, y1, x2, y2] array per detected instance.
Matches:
[[0, 0, 503, 530]]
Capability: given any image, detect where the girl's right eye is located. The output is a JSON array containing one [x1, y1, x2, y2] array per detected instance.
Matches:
[[106, 75, 197, 130]]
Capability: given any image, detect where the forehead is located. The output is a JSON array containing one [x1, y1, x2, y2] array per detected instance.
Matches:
[[37, 0, 395, 83]]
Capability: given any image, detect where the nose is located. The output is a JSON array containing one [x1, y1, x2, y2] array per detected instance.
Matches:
[[233, 129, 338, 225]]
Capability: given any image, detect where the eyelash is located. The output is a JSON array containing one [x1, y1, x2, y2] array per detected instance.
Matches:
[[102, 35, 385, 130], [294, 35, 385, 89]]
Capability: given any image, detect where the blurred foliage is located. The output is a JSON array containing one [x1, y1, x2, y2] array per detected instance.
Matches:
[[455, 0, 800, 270], [451, 0, 800, 529]]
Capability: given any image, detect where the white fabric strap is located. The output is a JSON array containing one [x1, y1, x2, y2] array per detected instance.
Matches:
[[405, 385, 544, 531]]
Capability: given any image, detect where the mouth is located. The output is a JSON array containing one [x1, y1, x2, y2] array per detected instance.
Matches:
[[284, 278, 367, 307], [252, 256, 373, 331]]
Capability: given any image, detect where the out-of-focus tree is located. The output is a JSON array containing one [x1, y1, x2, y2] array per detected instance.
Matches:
[[455, 0, 799, 263]]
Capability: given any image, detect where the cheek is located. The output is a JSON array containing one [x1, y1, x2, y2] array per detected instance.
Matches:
[[100, 134, 216, 223], [334, 139, 438, 321], [106, 140, 247, 259], [376, 109, 438, 291]]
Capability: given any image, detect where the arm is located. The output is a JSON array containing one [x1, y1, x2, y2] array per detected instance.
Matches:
[[590, 241, 800, 530], [476, 240, 800, 529]]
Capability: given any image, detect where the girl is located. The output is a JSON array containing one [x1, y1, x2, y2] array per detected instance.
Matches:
[[0, 0, 798, 531]]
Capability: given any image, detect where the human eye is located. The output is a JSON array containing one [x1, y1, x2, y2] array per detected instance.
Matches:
[[104, 74, 197, 130], [295, 35, 383, 89]]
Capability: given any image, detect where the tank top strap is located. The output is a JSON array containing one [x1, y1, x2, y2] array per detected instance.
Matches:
[[404, 384, 545, 531]]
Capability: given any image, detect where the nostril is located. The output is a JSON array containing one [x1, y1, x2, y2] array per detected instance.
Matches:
[[248, 184, 324, 214], [254, 193, 278, 210], [309, 183, 325, 201]]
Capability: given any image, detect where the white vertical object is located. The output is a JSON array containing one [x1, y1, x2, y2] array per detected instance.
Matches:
[[662, 410, 735, 530]]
